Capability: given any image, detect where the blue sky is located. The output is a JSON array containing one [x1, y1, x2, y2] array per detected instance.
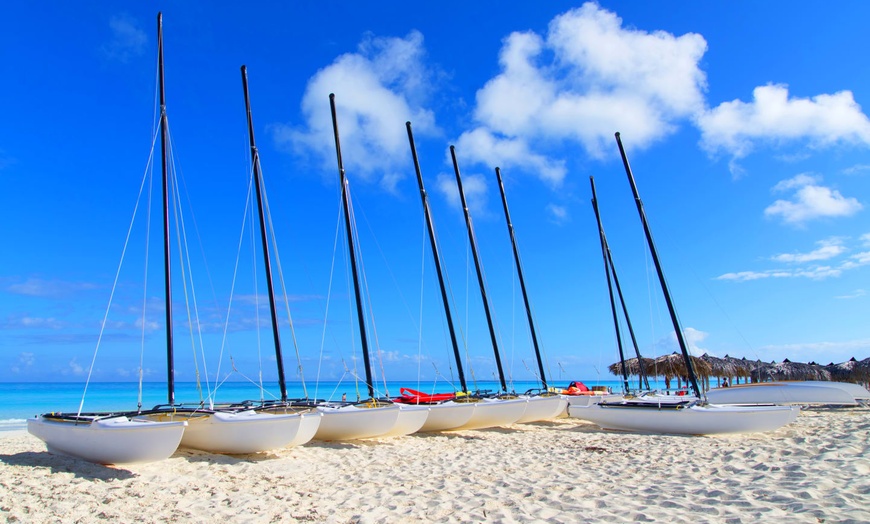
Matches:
[[2, 1, 869, 387]]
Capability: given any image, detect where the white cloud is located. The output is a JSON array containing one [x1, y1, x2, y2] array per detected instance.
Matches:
[[836, 289, 866, 299], [717, 266, 842, 282], [435, 171, 488, 217], [683, 327, 708, 355], [771, 237, 846, 263], [547, 204, 568, 224], [102, 15, 147, 62], [764, 174, 862, 225], [274, 31, 439, 192], [7, 278, 98, 298], [698, 84, 870, 159], [460, 2, 707, 179], [716, 235, 870, 282], [67, 358, 85, 376], [756, 339, 870, 365], [454, 129, 566, 186], [843, 164, 870, 176], [771, 173, 820, 192]]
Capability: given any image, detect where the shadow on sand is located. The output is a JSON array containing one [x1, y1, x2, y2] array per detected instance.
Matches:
[[0, 451, 137, 480]]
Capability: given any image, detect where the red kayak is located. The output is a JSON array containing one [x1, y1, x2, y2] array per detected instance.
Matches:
[[393, 387, 456, 404]]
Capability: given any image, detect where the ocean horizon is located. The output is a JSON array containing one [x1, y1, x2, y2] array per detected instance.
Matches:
[[1, 377, 657, 432]]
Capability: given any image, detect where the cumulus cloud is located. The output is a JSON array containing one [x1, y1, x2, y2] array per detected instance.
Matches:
[[757, 339, 870, 365], [453, 129, 566, 186], [771, 237, 846, 263], [764, 174, 862, 225], [717, 235, 870, 282], [698, 84, 870, 159], [273, 31, 439, 192], [7, 278, 99, 298], [435, 171, 488, 218], [547, 204, 568, 224], [101, 14, 147, 62], [683, 327, 708, 355], [457, 2, 707, 182]]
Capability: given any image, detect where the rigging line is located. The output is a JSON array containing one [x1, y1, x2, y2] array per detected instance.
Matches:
[[78, 131, 161, 418], [163, 119, 217, 399], [353, 188, 440, 387], [250, 171, 264, 400], [511, 238, 554, 387], [165, 127, 208, 403], [213, 160, 255, 403], [417, 219, 427, 392], [339, 195, 362, 399], [138, 152, 156, 411], [257, 160, 308, 397], [315, 195, 345, 401], [430, 216, 476, 391], [167, 153, 203, 404], [346, 188, 389, 397]]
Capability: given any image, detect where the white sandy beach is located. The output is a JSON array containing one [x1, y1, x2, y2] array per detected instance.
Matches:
[[1, 408, 868, 523]]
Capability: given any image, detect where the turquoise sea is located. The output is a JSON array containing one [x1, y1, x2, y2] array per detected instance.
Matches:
[[0, 377, 659, 433]]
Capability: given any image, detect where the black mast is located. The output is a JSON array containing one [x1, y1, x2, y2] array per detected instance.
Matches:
[[406, 122, 468, 393], [494, 168, 548, 391], [604, 238, 650, 391], [157, 13, 175, 405], [449, 147, 507, 393], [590, 176, 630, 394], [241, 66, 288, 403], [615, 132, 701, 399], [331, 94, 375, 399]]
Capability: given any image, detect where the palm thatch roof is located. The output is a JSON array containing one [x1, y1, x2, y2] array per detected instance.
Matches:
[[764, 359, 832, 381], [608, 357, 656, 377], [700, 353, 748, 377], [651, 352, 712, 379], [826, 357, 870, 383]]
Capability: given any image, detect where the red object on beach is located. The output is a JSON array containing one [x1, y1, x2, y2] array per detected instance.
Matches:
[[563, 381, 595, 395], [394, 387, 456, 404]]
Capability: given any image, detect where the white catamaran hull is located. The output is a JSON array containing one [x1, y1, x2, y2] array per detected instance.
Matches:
[[453, 398, 527, 430], [287, 411, 323, 447], [379, 405, 430, 438], [155, 410, 314, 454], [417, 401, 477, 432], [515, 395, 568, 424], [27, 416, 187, 465], [706, 383, 858, 406], [568, 403, 799, 435], [313, 404, 402, 441]]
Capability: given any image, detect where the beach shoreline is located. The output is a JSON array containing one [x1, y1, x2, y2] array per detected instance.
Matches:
[[2, 408, 868, 523]]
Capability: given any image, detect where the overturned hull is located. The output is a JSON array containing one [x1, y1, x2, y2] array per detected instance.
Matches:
[[706, 383, 858, 406], [569, 402, 799, 435]]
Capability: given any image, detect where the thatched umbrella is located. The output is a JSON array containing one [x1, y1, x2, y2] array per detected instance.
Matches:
[[652, 352, 712, 390], [608, 357, 656, 378], [743, 358, 774, 383], [855, 358, 870, 384], [826, 357, 860, 382], [720, 355, 756, 384], [767, 359, 831, 381], [700, 353, 739, 388]]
